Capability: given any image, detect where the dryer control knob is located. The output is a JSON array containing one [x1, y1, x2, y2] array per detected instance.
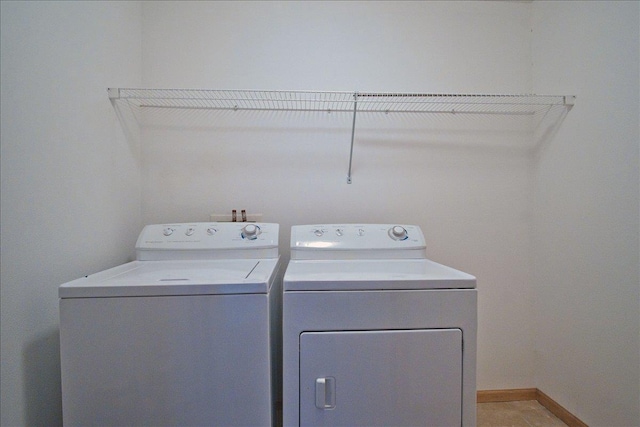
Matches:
[[163, 227, 174, 236], [389, 225, 408, 241], [241, 224, 260, 240]]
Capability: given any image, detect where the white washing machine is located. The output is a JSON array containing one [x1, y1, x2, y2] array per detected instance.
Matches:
[[282, 224, 477, 427], [59, 222, 281, 427]]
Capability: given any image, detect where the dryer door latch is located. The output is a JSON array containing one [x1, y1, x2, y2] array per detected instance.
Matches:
[[315, 377, 336, 409]]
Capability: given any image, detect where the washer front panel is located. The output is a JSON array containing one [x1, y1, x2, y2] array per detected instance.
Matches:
[[60, 293, 272, 426]]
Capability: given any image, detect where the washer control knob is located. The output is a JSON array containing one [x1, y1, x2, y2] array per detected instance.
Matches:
[[389, 225, 408, 241], [242, 224, 260, 240], [185, 227, 195, 236], [206, 227, 218, 236], [335, 228, 343, 236], [314, 229, 324, 237], [163, 227, 174, 236]]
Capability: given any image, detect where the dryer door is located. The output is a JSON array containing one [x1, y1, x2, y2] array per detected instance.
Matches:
[[300, 329, 462, 427]]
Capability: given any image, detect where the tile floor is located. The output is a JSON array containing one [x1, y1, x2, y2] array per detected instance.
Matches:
[[478, 400, 568, 427]]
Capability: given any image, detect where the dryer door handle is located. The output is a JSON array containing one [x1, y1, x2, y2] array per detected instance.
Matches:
[[315, 377, 336, 409]]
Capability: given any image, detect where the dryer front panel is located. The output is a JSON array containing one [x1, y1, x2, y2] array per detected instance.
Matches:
[[299, 329, 462, 426]]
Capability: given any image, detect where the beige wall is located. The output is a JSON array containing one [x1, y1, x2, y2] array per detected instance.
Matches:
[[532, 1, 640, 425], [0, 2, 143, 425]]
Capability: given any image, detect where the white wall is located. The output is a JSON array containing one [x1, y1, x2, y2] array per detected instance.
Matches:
[[532, 1, 640, 425], [140, 0, 537, 392], [0, 2, 143, 426]]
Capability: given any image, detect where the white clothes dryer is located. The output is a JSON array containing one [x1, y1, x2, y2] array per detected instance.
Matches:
[[283, 224, 477, 427], [59, 222, 281, 427]]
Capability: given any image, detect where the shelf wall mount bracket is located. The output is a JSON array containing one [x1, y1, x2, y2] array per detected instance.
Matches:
[[563, 95, 576, 109], [108, 88, 121, 99]]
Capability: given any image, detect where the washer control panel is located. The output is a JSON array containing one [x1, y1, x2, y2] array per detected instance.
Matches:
[[136, 222, 279, 260], [291, 224, 426, 260]]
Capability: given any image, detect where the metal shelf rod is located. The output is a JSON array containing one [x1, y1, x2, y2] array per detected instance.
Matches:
[[347, 93, 358, 184]]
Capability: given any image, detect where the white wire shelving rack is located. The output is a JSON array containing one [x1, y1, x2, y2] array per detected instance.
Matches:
[[108, 88, 575, 183]]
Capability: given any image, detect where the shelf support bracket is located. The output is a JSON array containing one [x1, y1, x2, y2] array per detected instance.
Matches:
[[347, 92, 358, 184]]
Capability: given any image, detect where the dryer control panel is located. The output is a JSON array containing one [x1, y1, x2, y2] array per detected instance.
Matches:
[[290, 224, 426, 260], [136, 222, 279, 260]]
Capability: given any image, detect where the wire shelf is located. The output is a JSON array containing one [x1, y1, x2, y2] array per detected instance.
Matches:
[[355, 93, 570, 115], [109, 88, 572, 115], [110, 89, 355, 112], [108, 88, 574, 183]]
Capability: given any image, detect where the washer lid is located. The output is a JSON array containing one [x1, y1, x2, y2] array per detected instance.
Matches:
[[59, 258, 280, 298], [283, 259, 475, 291]]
